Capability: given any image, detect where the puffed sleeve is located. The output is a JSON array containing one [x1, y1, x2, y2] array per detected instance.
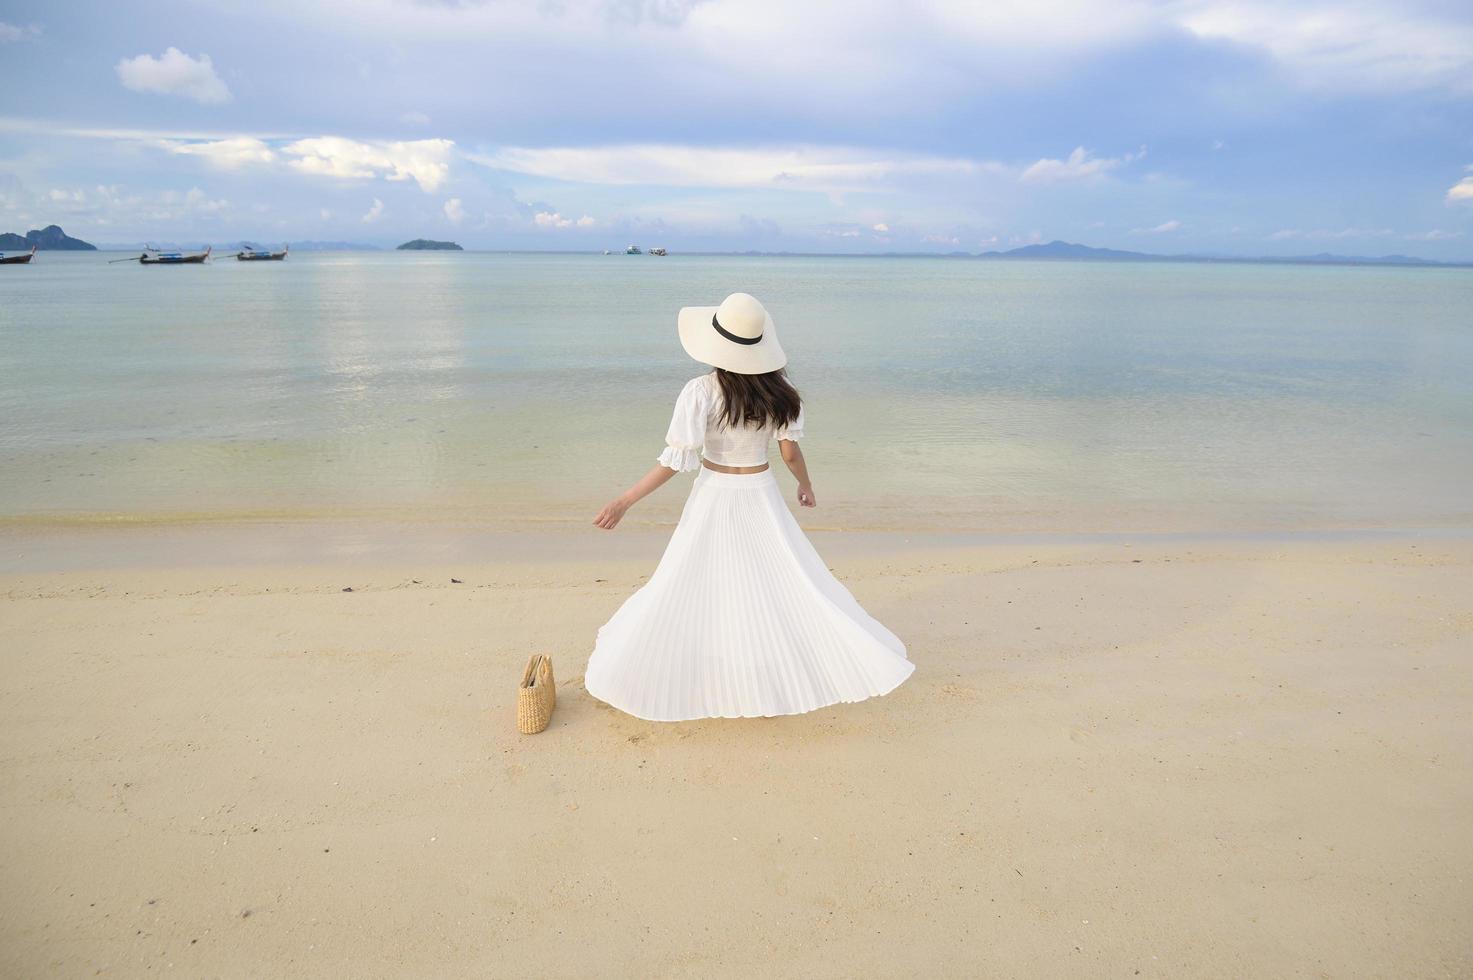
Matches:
[[775, 402, 805, 442], [657, 376, 710, 471]]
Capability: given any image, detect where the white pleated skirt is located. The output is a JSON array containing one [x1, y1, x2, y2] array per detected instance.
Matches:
[[584, 467, 916, 722]]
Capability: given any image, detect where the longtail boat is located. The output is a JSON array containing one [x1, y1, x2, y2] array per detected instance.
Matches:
[[235, 243, 288, 261], [137, 245, 211, 265], [0, 245, 37, 265]]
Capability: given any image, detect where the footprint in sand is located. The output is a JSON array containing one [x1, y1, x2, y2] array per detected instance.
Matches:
[[1068, 728, 1095, 744], [939, 682, 981, 701]]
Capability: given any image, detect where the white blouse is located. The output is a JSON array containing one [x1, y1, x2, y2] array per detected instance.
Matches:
[[658, 372, 805, 471]]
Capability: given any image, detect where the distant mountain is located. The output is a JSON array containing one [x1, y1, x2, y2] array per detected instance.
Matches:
[[1283, 252, 1446, 266], [0, 224, 97, 250], [284, 240, 381, 251], [979, 239, 1469, 268], [986, 241, 1155, 261], [94, 239, 382, 251], [215, 240, 378, 252], [397, 239, 463, 251]]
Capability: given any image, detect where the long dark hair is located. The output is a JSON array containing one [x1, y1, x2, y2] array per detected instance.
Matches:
[[712, 367, 802, 431]]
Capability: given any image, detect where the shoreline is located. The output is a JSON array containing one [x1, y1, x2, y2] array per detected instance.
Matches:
[[4, 516, 1473, 575]]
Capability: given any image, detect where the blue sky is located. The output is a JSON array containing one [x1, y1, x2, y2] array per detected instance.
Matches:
[[2, 0, 1471, 256]]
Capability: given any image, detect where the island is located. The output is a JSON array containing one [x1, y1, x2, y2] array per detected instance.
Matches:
[[0, 224, 97, 251], [396, 239, 463, 251], [976, 239, 1469, 268]]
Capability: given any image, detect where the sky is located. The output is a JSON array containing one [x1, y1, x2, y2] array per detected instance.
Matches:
[[1, 0, 1471, 257]]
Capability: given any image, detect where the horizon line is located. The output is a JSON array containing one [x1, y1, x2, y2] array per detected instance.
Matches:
[[63, 245, 1473, 267]]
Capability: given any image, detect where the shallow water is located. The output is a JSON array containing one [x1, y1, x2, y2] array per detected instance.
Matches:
[[2, 251, 1470, 532]]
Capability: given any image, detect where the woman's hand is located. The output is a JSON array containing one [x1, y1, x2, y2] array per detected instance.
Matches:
[[594, 495, 631, 530], [593, 464, 678, 531], [780, 442, 815, 507]]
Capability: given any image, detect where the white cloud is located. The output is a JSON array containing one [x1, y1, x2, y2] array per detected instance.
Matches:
[[1020, 146, 1144, 184], [1447, 169, 1473, 203], [283, 137, 454, 192], [116, 48, 232, 104], [532, 210, 594, 229], [283, 0, 1163, 108], [171, 187, 229, 214], [0, 177, 239, 235], [160, 137, 277, 168], [361, 198, 384, 223], [1268, 227, 1395, 241], [1404, 229, 1463, 241], [143, 133, 454, 192], [443, 197, 465, 223], [1134, 219, 1181, 234], [470, 144, 998, 191], [0, 21, 41, 42], [1176, 0, 1473, 95], [144, 0, 1473, 106], [319, 208, 332, 221], [872, 222, 890, 233]]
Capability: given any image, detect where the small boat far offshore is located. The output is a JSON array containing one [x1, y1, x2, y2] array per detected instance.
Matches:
[[138, 245, 212, 265], [0, 245, 37, 265], [625, 244, 642, 254], [235, 243, 288, 261], [649, 247, 668, 256]]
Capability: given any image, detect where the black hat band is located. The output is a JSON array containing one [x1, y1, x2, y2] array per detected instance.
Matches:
[[712, 313, 762, 345]]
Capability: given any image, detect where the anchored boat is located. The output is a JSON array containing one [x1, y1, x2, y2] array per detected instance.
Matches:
[[625, 244, 642, 254], [235, 243, 288, 261], [138, 245, 211, 264], [0, 245, 37, 265], [649, 247, 667, 256]]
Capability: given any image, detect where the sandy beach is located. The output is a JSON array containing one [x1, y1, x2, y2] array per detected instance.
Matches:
[[8, 0, 1473, 976], [2, 529, 1469, 978]]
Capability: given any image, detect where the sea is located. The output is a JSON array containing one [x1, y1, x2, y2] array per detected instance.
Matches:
[[2, 251, 1471, 534]]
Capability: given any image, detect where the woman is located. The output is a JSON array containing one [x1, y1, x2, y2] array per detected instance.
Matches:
[[586, 292, 915, 721]]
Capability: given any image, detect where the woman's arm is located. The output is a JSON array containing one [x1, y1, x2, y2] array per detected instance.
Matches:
[[593, 464, 679, 530], [779, 440, 816, 507]]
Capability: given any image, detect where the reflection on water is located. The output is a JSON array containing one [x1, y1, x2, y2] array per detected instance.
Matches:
[[1, 252, 1470, 532]]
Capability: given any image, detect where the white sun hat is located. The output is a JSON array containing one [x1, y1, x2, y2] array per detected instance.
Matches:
[[676, 292, 787, 375]]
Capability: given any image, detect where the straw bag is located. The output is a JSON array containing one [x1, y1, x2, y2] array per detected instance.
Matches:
[[517, 654, 557, 734]]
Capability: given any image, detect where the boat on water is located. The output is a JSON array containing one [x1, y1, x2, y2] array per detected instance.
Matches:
[[649, 247, 668, 256], [0, 245, 37, 265], [625, 244, 642, 254], [235, 243, 288, 261], [138, 245, 211, 265]]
